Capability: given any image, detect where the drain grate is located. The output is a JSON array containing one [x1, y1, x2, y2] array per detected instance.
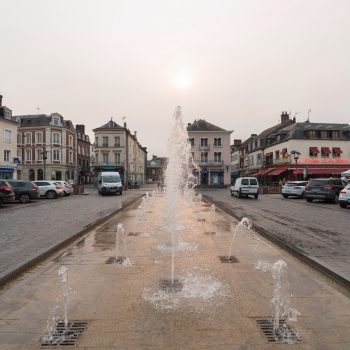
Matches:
[[218, 255, 239, 263], [256, 319, 300, 343], [41, 320, 88, 347], [128, 232, 141, 236], [205, 231, 216, 235], [160, 279, 183, 292], [197, 218, 206, 222], [105, 256, 126, 264]]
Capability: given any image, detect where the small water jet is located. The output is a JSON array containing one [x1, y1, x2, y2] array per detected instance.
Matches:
[[255, 259, 300, 344]]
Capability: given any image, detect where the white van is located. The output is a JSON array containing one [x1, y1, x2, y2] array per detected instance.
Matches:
[[230, 177, 259, 199], [97, 172, 123, 195]]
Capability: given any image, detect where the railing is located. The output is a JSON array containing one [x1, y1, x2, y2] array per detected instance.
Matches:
[[94, 161, 125, 166], [195, 160, 224, 166]]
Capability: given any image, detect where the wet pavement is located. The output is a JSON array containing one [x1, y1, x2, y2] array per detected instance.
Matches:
[[0, 193, 349, 349]]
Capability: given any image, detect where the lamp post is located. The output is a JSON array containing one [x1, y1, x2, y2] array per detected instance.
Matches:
[[291, 150, 301, 180], [42, 149, 48, 180]]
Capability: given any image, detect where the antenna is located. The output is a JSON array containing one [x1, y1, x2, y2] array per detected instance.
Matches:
[[307, 108, 311, 122], [122, 116, 126, 121]]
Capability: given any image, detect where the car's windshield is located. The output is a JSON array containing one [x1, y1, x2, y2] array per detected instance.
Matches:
[[102, 175, 120, 183]]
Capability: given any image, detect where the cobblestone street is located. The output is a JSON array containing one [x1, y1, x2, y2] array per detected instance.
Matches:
[[0, 186, 151, 284], [201, 188, 350, 283]]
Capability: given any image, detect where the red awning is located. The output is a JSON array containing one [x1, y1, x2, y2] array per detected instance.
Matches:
[[249, 171, 260, 177], [269, 168, 288, 176], [321, 147, 331, 154], [265, 152, 273, 157], [258, 168, 275, 175], [332, 147, 343, 154], [309, 147, 320, 153]]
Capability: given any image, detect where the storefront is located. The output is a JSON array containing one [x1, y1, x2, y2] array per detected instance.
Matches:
[[0, 164, 17, 179]]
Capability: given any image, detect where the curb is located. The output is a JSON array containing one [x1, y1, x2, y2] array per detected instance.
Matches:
[[0, 194, 144, 288], [203, 194, 350, 291]]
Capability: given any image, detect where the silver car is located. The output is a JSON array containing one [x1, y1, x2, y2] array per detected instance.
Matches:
[[32, 180, 64, 199], [339, 184, 350, 208], [54, 181, 73, 196], [281, 181, 308, 198]]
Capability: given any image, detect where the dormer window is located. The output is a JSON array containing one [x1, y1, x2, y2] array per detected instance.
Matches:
[[53, 118, 59, 126], [308, 130, 317, 138], [332, 130, 340, 139]]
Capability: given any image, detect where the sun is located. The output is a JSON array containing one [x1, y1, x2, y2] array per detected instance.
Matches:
[[174, 73, 193, 90]]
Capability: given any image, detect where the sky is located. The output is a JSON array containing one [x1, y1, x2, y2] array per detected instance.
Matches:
[[1, 0, 350, 157]]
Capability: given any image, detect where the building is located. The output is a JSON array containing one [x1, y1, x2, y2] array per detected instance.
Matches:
[[0, 95, 18, 179], [146, 155, 168, 183], [187, 119, 233, 186], [76, 124, 92, 184], [92, 119, 147, 186], [255, 121, 350, 182], [16, 113, 77, 181]]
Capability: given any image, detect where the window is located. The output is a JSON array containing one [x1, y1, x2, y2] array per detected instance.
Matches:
[[242, 179, 249, 186], [69, 151, 73, 163], [256, 154, 262, 165], [103, 137, 108, 147], [103, 153, 109, 164], [189, 138, 194, 147], [4, 130, 11, 144], [69, 135, 73, 147], [115, 153, 121, 164], [37, 149, 43, 161], [308, 130, 317, 138], [320, 130, 329, 139], [26, 149, 32, 161], [275, 150, 280, 160], [95, 137, 99, 146], [4, 150, 10, 162], [332, 147, 343, 156], [53, 149, 60, 161], [332, 131, 340, 139], [36, 132, 43, 144], [214, 138, 222, 147], [17, 134, 22, 144], [52, 133, 60, 144], [201, 152, 208, 163], [115, 136, 120, 147], [200, 138, 208, 147], [25, 132, 32, 144], [53, 118, 59, 126], [214, 152, 221, 162], [309, 147, 320, 157]]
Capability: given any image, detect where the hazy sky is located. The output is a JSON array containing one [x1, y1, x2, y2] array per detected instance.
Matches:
[[1, 0, 350, 156]]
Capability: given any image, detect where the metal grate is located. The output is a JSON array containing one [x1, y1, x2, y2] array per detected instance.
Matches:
[[205, 231, 216, 235], [105, 256, 126, 264], [41, 320, 88, 347], [128, 232, 141, 236], [256, 319, 300, 343], [218, 255, 239, 263], [160, 279, 183, 292]]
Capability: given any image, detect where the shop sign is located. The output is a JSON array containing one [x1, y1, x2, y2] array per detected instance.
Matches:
[[301, 157, 349, 164]]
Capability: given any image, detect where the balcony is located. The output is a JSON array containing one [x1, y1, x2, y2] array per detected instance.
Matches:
[[195, 159, 224, 166], [199, 145, 210, 151], [94, 161, 125, 167]]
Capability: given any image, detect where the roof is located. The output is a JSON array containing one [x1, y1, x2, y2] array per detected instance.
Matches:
[[17, 114, 53, 127], [187, 119, 230, 132], [93, 120, 123, 130]]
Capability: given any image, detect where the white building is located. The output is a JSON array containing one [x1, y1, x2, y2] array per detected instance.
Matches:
[[0, 95, 18, 179], [187, 119, 233, 186]]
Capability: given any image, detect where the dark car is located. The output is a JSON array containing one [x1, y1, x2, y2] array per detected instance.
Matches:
[[0, 180, 15, 206], [305, 178, 344, 203], [6, 180, 39, 203]]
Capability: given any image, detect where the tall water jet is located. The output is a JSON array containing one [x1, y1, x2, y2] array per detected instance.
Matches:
[[164, 106, 198, 286]]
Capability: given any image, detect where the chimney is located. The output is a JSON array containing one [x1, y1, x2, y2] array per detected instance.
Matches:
[[152, 155, 157, 159], [281, 111, 289, 124], [233, 139, 242, 146], [187, 123, 191, 127], [124, 122, 127, 128], [251, 134, 257, 137], [0, 95, 2, 106], [76, 124, 85, 134]]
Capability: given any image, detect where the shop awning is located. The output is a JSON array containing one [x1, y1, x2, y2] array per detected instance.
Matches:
[[268, 168, 288, 176], [321, 147, 331, 154], [309, 147, 320, 153], [0, 168, 15, 172], [258, 168, 275, 176], [265, 152, 273, 157], [332, 147, 343, 154]]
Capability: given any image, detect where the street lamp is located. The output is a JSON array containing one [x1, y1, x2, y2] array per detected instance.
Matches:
[[42, 149, 48, 180], [291, 150, 301, 180]]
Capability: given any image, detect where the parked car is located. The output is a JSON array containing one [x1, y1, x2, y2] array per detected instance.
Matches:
[[339, 184, 350, 208], [32, 180, 64, 199], [304, 178, 344, 203], [54, 181, 73, 196], [6, 180, 39, 203], [230, 177, 259, 199], [0, 180, 15, 206], [281, 181, 309, 198]]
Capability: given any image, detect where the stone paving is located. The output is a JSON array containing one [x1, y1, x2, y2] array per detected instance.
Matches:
[[0, 186, 150, 284], [200, 189, 350, 283], [0, 194, 349, 349]]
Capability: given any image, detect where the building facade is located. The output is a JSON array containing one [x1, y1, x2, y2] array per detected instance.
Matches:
[[146, 155, 168, 183], [0, 95, 18, 179], [16, 113, 77, 181], [76, 124, 92, 184], [187, 119, 232, 186], [92, 119, 147, 186]]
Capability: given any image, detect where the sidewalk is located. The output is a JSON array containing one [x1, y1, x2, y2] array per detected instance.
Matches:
[[0, 195, 349, 349]]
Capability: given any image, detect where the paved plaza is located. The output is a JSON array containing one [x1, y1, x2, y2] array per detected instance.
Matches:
[[0, 193, 349, 349]]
